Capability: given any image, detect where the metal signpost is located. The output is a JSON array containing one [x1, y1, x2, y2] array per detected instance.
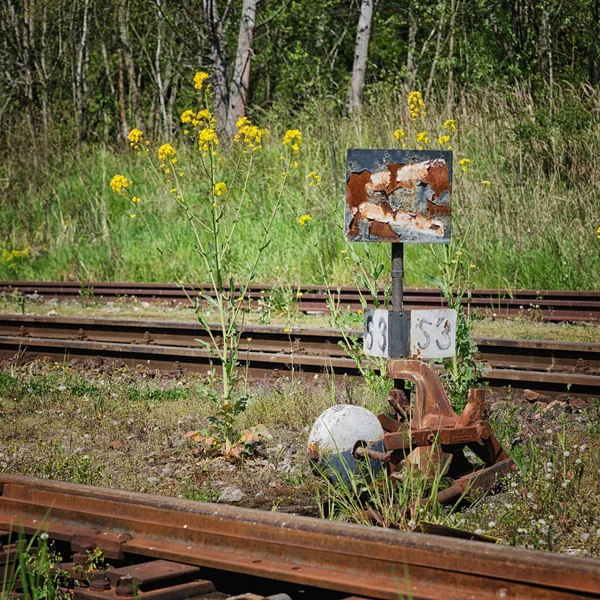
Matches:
[[307, 148, 513, 495], [345, 148, 455, 401]]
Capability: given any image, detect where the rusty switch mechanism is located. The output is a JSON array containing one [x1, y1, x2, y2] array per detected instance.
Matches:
[[363, 359, 514, 504]]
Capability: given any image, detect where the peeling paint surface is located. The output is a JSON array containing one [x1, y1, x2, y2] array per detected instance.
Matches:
[[345, 149, 452, 243]]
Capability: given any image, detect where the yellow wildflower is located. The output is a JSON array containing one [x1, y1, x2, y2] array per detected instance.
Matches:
[[438, 135, 450, 146], [110, 175, 128, 194], [128, 128, 143, 149], [481, 180, 491, 186], [408, 91, 425, 121], [213, 182, 227, 196], [458, 158, 472, 172], [198, 127, 218, 152], [469, 264, 477, 269], [131, 196, 140, 203], [158, 143, 177, 162], [442, 119, 456, 134], [196, 109, 212, 124], [308, 172, 321, 186], [283, 129, 302, 154], [416, 131, 429, 149], [597, 225, 600, 238], [169, 188, 177, 193], [298, 214, 312, 226], [194, 71, 209, 90], [357, 309, 363, 315], [393, 129, 407, 147], [450, 259, 457, 264], [234, 118, 267, 151], [129, 214, 136, 219], [283, 327, 291, 333], [181, 110, 195, 124]]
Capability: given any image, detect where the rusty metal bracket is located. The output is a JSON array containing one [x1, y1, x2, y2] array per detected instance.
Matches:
[[378, 359, 513, 501]]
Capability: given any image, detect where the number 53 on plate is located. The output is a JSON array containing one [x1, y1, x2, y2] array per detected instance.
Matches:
[[363, 308, 456, 359]]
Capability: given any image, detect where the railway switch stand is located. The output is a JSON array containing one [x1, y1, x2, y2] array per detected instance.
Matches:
[[309, 148, 513, 501]]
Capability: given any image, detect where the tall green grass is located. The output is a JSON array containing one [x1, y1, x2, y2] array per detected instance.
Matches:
[[1, 85, 599, 290]]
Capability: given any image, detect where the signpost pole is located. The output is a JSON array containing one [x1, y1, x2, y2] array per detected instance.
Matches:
[[391, 243, 408, 400]]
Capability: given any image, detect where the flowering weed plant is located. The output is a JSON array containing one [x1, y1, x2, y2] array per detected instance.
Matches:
[[111, 72, 301, 451]]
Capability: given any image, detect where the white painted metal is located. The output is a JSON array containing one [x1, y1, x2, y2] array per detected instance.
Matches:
[[363, 308, 457, 359], [409, 309, 456, 359], [308, 405, 384, 456], [363, 308, 389, 358]]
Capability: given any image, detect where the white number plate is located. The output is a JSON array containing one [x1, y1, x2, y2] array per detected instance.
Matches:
[[409, 309, 456, 359], [363, 309, 456, 359], [363, 309, 390, 358]]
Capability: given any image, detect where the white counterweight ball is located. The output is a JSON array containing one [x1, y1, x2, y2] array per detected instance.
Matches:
[[307, 404, 384, 458]]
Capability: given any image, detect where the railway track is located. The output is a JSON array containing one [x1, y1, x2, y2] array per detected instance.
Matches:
[[1, 315, 599, 397], [2, 280, 599, 322], [0, 473, 598, 599]]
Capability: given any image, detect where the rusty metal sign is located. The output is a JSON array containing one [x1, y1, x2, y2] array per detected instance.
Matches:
[[364, 308, 456, 359], [345, 149, 452, 243]]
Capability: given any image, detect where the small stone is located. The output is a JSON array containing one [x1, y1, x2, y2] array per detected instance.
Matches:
[[523, 389, 551, 403], [218, 486, 244, 503], [141, 301, 151, 309], [102, 306, 122, 313], [544, 399, 567, 417], [46, 309, 57, 316], [568, 397, 591, 411]]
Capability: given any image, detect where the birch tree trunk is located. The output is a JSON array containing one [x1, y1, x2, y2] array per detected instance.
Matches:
[[225, 0, 258, 138], [203, 0, 229, 136], [406, 1, 418, 89], [446, 0, 457, 111], [347, 0, 374, 114], [155, 0, 170, 140], [117, 0, 141, 130], [590, 0, 599, 85]]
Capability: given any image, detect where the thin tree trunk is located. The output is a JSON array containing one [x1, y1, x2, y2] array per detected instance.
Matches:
[[155, 0, 169, 140], [225, 0, 258, 138], [117, 0, 141, 130], [446, 0, 457, 111], [347, 0, 374, 114], [426, 0, 447, 100], [406, 1, 417, 88], [117, 49, 129, 141], [203, 0, 229, 136], [590, 0, 599, 85]]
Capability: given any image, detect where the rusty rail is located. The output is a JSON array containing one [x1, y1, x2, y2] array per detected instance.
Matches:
[[0, 474, 598, 599], [1, 314, 599, 396], [1, 281, 599, 322]]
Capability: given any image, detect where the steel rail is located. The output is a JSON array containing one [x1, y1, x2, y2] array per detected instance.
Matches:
[[0, 315, 599, 395], [0, 474, 598, 599], [2, 281, 599, 322]]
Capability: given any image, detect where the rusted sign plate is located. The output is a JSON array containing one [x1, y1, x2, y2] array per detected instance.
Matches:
[[364, 308, 456, 359], [345, 149, 452, 243]]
